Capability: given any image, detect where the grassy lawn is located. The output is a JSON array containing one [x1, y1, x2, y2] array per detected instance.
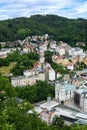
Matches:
[[0, 62, 16, 75]]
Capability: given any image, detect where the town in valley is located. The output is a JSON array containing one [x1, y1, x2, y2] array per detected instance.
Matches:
[[0, 34, 87, 126]]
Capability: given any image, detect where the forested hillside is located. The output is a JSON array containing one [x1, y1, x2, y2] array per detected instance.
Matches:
[[0, 14, 87, 44]]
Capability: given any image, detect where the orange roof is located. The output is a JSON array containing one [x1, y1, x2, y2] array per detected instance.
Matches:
[[56, 56, 62, 59], [34, 63, 39, 67]]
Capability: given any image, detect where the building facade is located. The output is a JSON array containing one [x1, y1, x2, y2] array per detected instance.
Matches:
[[55, 81, 75, 102], [45, 67, 55, 81], [74, 82, 87, 112], [11, 76, 36, 87]]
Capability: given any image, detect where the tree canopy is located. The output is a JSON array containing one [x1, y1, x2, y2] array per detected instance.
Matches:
[[0, 15, 87, 45], [15, 80, 55, 103], [0, 75, 87, 129]]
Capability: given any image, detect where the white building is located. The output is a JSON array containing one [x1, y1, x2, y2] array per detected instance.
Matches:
[[46, 68, 55, 81], [55, 46, 65, 56], [79, 53, 86, 62], [67, 62, 74, 70], [34, 99, 59, 124], [74, 82, 87, 112], [23, 69, 35, 77], [36, 71, 45, 81], [12, 69, 45, 87], [39, 43, 47, 52], [80, 92, 87, 112], [45, 63, 56, 81], [33, 97, 87, 124], [55, 81, 75, 102], [50, 41, 56, 49], [11, 76, 36, 87], [0, 48, 11, 58], [39, 56, 45, 64], [68, 47, 83, 56]]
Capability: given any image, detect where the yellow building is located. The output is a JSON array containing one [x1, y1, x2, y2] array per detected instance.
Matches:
[[83, 57, 87, 65], [62, 58, 69, 66]]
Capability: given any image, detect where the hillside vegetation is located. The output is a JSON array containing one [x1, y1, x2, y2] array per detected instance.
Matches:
[[1, 75, 87, 130], [0, 14, 87, 44], [0, 62, 16, 75]]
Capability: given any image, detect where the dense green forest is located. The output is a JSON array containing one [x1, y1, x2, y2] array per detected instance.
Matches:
[[0, 14, 87, 44], [15, 80, 55, 103]]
